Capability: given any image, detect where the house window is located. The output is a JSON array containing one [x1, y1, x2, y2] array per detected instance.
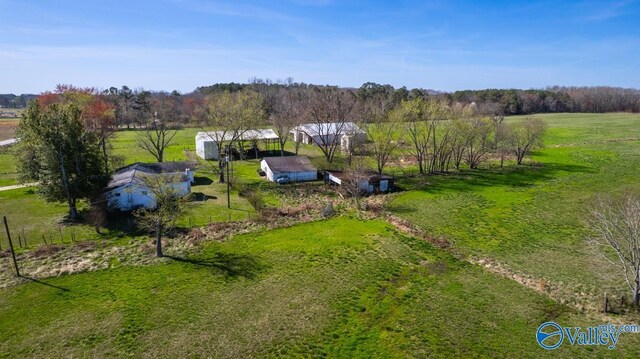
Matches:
[[114, 193, 121, 197]]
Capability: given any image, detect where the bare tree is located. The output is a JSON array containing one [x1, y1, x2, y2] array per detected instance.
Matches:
[[495, 120, 510, 167], [587, 194, 640, 307], [507, 118, 547, 165], [428, 101, 456, 173], [134, 174, 191, 257], [394, 98, 432, 174], [464, 117, 494, 169], [368, 112, 403, 173], [261, 86, 304, 156], [137, 119, 177, 163], [203, 90, 265, 182], [306, 87, 357, 163], [341, 156, 370, 210]]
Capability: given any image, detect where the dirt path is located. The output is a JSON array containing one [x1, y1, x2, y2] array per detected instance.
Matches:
[[383, 212, 619, 318], [0, 183, 36, 192]]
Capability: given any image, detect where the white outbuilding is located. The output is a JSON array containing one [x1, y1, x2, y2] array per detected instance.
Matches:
[[196, 129, 280, 160], [260, 156, 318, 184], [290, 122, 366, 152]]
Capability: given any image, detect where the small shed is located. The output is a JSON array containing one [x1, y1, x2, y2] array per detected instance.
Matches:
[[260, 156, 318, 183], [324, 170, 394, 194]]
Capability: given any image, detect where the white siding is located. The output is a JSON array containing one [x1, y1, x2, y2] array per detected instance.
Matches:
[[106, 182, 191, 211], [195, 137, 220, 160], [260, 159, 316, 183]]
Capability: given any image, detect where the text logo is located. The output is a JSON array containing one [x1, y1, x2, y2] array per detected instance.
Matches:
[[536, 322, 564, 350]]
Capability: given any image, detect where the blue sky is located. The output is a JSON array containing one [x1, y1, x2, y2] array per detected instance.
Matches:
[[1, 0, 639, 93]]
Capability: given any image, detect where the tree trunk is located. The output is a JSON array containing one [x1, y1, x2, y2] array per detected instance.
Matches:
[[156, 221, 163, 257], [635, 277, 640, 307], [58, 154, 78, 220], [102, 137, 109, 173], [69, 202, 79, 220], [219, 160, 225, 183]]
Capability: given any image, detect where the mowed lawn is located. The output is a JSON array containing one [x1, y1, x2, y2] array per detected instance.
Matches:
[[388, 113, 640, 303], [1, 217, 635, 358]]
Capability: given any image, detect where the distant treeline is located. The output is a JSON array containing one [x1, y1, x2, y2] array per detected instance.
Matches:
[[199, 83, 640, 115], [448, 86, 640, 115], [5, 83, 640, 117], [0, 93, 37, 108]]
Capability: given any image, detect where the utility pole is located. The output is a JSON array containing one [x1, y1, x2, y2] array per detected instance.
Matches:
[[226, 145, 231, 209], [3, 216, 20, 277]]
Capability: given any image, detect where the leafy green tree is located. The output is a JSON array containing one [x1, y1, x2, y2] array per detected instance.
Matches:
[[16, 101, 109, 220]]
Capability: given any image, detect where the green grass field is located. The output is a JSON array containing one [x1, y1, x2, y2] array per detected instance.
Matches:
[[387, 113, 640, 307], [1, 113, 640, 357], [2, 217, 637, 358]]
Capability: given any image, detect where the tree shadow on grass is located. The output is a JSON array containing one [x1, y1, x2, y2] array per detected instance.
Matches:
[[193, 176, 214, 186], [191, 192, 217, 201], [166, 252, 265, 280], [20, 275, 70, 291]]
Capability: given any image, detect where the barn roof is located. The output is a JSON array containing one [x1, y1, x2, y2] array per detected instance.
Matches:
[[262, 156, 317, 173], [196, 129, 279, 142], [290, 122, 364, 137]]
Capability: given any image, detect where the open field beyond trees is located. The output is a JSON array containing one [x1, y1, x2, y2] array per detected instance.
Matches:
[[1, 112, 640, 357]]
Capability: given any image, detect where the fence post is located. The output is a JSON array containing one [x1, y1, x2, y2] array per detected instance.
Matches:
[[3, 216, 20, 277], [604, 292, 609, 313]]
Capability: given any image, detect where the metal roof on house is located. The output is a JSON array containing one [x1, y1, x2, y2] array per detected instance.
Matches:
[[107, 162, 191, 190], [290, 122, 364, 137], [262, 156, 317, 173], [196, 129, 279, 142]]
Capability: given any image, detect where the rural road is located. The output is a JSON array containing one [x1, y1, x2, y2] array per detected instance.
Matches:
[[0, 183, 37, 192]]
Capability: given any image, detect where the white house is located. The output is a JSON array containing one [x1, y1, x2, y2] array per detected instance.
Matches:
[[196, 129, 279, 160], [105, 162, 194, 211], [290, 122, 366, 152], [260, 156, 317, 183]]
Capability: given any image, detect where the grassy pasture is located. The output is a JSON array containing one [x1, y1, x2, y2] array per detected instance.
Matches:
[[388, 113, 640, 306], [1, 113, 640, 356], [2, 216, 636, 358]]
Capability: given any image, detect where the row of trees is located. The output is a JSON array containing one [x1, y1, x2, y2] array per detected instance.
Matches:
[[363, 98, 547, 175]]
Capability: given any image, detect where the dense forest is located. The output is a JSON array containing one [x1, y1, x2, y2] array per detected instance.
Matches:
[[3, 83, 640, 118]]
